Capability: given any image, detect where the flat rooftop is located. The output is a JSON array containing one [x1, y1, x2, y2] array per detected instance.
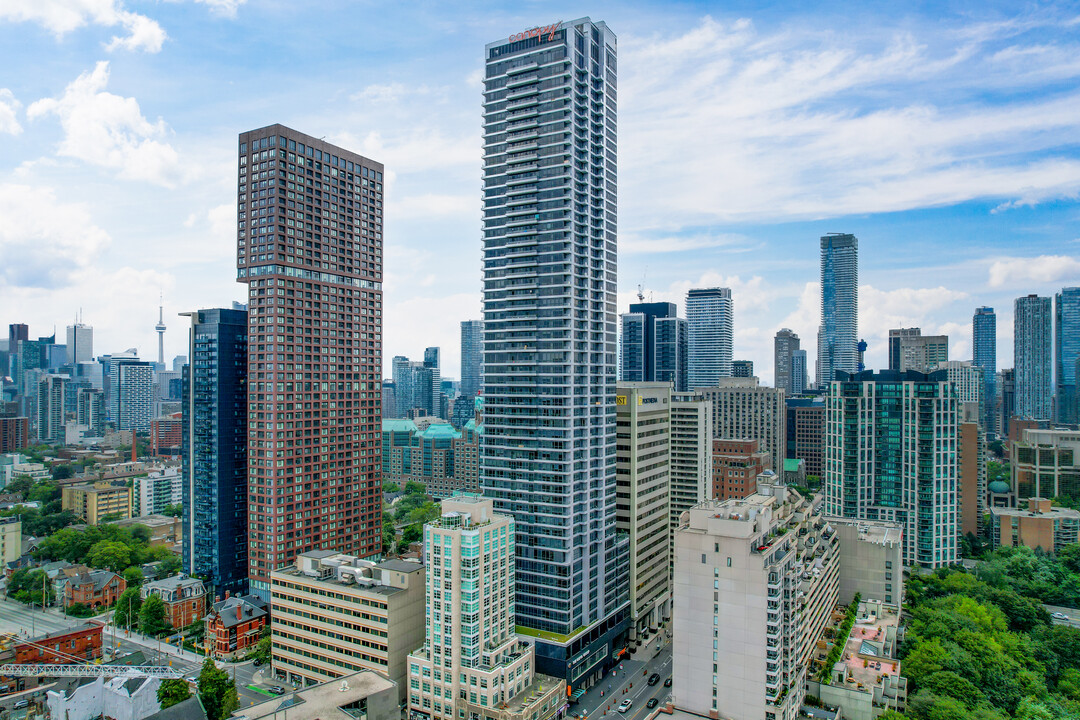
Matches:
[[233, 670, 395, 719], [841, 603, 901, 688]]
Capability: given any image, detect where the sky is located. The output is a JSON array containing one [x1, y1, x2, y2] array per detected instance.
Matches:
[[2, 0, 1079, 385]]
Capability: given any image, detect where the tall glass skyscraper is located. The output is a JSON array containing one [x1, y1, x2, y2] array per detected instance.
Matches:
[[460, 320, 484, 398], [182, 307, 249, 596], [1014, 294, 1052, 420], [686, 287, 733, 389], [816, 233, 858, 387], [480, 18, 628, 689], [1057, 288, 1080, 424], [972, 307, 997, 432], [774, 328, 801, 395]]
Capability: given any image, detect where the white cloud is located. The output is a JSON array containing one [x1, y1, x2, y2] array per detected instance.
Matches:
[[27, 61, 184, 187], [0, 0, 166, 52], [988, 254, 1080, 287], [620, 232, 757, 255], [0, 184, 111, 289], [190, 0, 246, 18], [0, 89, 22, 135], [618, 16, 1080, 226]]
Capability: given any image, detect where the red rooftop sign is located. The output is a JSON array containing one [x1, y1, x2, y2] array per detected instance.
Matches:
[[509, 21, 561, 43]]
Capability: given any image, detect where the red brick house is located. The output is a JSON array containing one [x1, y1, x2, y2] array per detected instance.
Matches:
[[1, 624, 104, 693], [204, 594, 268, 659], [141, 574, 206, 629], [65, 570, 126, 609]]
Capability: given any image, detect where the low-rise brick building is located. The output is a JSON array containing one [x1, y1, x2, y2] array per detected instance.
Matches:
[[65, 570, 126, 609], [711, 438, 770, 501], [204, 594, 268, 659], [141, 574, 206, 630], [15, 624, 103, 665]]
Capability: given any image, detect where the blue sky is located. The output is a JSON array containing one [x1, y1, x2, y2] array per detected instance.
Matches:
[[2, 1, 1079, 383]]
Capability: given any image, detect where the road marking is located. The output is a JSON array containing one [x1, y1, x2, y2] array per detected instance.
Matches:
[[247, 685, 276, 696]]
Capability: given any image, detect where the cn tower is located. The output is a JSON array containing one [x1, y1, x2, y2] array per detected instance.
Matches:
[[155, 295, 166, 365]]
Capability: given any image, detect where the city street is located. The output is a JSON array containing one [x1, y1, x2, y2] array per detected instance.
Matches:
[[1043, 603, 1080, 629], [570, 634, 672, 720]]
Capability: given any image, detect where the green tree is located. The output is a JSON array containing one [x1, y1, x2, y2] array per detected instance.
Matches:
[[401, 524, 423, 546], [7, 568, 53, 607], [139, 593, 171, 636], [403, 480, 426, 496], [114, 587, 142, 629], [198, 658, 239, 720], [50, 464, 74, 481], [122, 567, 144, 589], [157, 678, 191, 709], [86, 540, 133, 572], [251, 635, 271, 664], [160, 504, 183, 518], [382, 481, 399, 493], [382, 511, 396, 554]]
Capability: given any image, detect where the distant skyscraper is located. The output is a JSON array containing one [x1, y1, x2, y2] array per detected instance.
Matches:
[[816, 233, 858, 387], [481, 18, 628, 687], [1056, 288, 1080, 424], [237, 125, 384, 598], [999, 368, 1015, 435], [460, 320, 483, 398], [1014, 294, 1052, 420], [182, 308, 249, 596], [76, 387, 105, 436], [774, 328, 801, 395], [791, 349, 808, 396], [104, 351, 139, 424], [686, 287, 733, 389], [887, 327, 920, 371], [66, 323, 93, 365], [423, 346, 442, 419], [391, 352, 442, 419], [455, 320, 484, 427], [118, 362, 153, 432], [973, 307, 997, 433], [731, 360, 753, 378], [36, 374, 67, 444], [621, 302, 687, 390]]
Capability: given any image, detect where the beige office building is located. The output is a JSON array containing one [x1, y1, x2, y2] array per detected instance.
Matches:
[[0, 517, 21, 565], [827, 517, 904, 606], [698, 378, 785, 471], [669, 392, 713, 547], [61, 482, 133, 524], [406, 496, 564, 720], [672, 473, 838, 720], [616, 383, 671, 639], [270, 552, 425, 702]]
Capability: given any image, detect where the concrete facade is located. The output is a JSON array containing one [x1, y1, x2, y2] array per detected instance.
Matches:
[[990, 497, 1080, 553], [229, 670, 397, 720], [62, 482, 133, 524], [270, 551, 425, 702], [616, 383, 672, 640], [827, 518, 904, 606], [1012, 428, 1080, 503], [699, 378, 786, 472], [669, 393, 713, 562], [672, 475, 838, 720]]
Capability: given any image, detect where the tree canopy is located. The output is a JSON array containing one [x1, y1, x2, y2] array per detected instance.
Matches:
[[198, 658, 239, 720]]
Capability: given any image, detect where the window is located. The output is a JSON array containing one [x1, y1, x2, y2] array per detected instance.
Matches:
[[701, 553, 706, 564]]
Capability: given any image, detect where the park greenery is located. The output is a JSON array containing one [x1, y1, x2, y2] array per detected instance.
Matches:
[[383, 480, 440, 552], [139, 593, 171, 637], [34, 523, 181, 576], [887, 553, 1080, 720]]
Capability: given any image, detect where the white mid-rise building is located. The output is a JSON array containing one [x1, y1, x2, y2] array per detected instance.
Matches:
[[669, 393, 713, 546], [698, 378, 786, 471], [133, 467, 183, 516], [616, 383, 671, 639], [407, 495, 565, 720], [672, 475, 839, 720]]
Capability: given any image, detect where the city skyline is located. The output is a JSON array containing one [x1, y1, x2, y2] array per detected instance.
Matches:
[[2, 3, 1079, 384]]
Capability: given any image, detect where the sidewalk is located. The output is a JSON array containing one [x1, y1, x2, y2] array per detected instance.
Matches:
[[104, 625, 208, 666]]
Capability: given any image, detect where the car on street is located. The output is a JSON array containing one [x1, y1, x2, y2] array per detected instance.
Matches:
[[664, 677, 672, 687], [268, 686, 287, 695], [646, 698, 659, 709], [1053, 612, 1070, 621], [648, 673, 660, 686], [185, 677, 198, 684], [13, 699, 29, 710], [617, 699, 633, 713]]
